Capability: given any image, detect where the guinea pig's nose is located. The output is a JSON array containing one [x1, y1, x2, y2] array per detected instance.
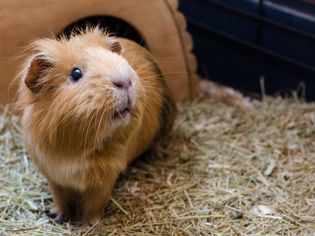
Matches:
[[112, 78, 132, 89]]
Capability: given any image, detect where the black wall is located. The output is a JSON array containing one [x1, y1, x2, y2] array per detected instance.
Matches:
[[180, 0, 315, 100]]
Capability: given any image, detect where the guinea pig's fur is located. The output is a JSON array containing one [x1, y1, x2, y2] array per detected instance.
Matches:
[[16, 28, 175, 224]]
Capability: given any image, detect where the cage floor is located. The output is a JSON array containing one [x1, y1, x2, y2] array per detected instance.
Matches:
[[1, 98, 314, 235]]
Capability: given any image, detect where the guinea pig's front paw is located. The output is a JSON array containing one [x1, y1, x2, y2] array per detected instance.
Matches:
[[85, 215, 102, 226], [44, 208, 69, 224], [53, 213, 69, 224]]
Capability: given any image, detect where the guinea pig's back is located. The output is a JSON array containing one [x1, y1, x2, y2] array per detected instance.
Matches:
[[118, 38, 175, 162]]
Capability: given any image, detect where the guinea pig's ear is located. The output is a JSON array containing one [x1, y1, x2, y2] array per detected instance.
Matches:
[[25, 56, 52, 93], [109, 40, 122, 54]]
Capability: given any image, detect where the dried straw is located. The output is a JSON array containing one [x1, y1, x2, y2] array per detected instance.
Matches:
[[1, 97, 315, 235]]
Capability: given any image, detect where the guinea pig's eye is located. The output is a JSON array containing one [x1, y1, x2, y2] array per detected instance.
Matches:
[[70, 68, 83, 83]]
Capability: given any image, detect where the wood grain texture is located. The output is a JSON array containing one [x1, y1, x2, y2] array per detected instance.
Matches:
[[166, 0, 200, 99], [0, 0, 197, 104]]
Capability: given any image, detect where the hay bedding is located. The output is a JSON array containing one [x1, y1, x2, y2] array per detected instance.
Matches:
[[0, 97, 315, 235]]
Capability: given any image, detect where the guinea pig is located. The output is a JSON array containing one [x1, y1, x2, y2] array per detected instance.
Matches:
[[16, 27, 175, 224]]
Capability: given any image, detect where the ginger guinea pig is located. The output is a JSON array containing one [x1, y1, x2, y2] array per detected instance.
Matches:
[[17, 28, 175, 224]]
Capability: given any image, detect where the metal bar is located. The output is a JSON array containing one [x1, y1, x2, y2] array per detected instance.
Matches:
[[202, 0, 315, 41], [188, 19, 315, 73]]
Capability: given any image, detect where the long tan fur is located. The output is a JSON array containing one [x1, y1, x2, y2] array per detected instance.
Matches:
[[17, 28, 175, 223]]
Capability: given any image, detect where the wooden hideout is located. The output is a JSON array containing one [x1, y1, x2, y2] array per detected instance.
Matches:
[[0, 0, 199, 105]]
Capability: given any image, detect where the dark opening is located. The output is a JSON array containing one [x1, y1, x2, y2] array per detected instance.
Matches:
[[59, 15, 146, 47]]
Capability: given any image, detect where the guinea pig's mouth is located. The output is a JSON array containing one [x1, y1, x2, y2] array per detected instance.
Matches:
[[113, 107, 130, 120]]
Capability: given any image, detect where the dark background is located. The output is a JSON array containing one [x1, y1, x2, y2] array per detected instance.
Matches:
[[179, 0, 315, 100]]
